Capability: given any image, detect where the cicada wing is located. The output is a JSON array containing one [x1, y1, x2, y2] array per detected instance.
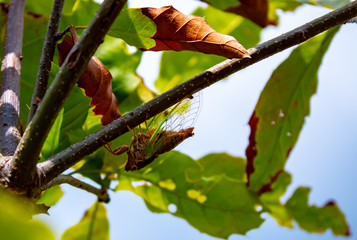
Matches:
[[144, 92, 201, 156], [154, 92, 200, 133]]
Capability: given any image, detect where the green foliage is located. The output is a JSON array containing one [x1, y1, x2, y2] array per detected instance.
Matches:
[[41, 63, 90, 160], [285, 187, 349, 235], [115, 152, 264, 238], [12, 13, 48, 123], [202, 0, 240, 10], [0, 191, 55, 240], [0, 0, 351, 239], [61, 202, 109, 240], [297, 0, 350, 9], [269, 0, 350, 25], [26, 0, 77, 15], [37, 185, 64, 207], [108, 8, 157, 49], [260, 174, 349, 234], [60, 0, 102, 29], [260, 171, 293, 228], [247, 27, 340, 192]]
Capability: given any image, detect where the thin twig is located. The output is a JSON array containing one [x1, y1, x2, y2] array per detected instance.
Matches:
[[36, 1, 357, 187], [3, 0, 127, 192], [42, 175, 110, 203], [27, 0, 65, 124], [0, 0, 25, 157], [55, 25, 71, 41]]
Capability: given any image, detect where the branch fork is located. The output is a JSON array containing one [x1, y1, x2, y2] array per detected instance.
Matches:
[[1, 0, 357, 203]]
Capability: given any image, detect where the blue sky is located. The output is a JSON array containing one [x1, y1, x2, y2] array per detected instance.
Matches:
[[36, 1, 357, 239]]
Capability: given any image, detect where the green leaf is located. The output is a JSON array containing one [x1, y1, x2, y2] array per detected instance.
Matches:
[[0, 191, 55, 240], [189, 153, 247, 182], [24, 0, 77, 15], [61, 202, 109, 240], [260, 176, 350, 235], [155, 6, 261, 93], [268, 0, 350, 26], [18, 13, 48, 124], [269, 0, 350, 21], [76, 151, 105, 185], [41, 108, 63, 160], [285, 187, 350, 236], [60, 0, 102, 30], [115, 151, 263, 238], [41, 63, 90, 157], [260, 171, 294, 228], [269, 0, 303, 12], [309, 0, 351, 9], [57, 86, 90, 151], [270, 0, 350, 12], [107, 8, 156, 49], [37, 185, 64, 207], [246, 27, 340, 193], [203, 0, 240, 10]]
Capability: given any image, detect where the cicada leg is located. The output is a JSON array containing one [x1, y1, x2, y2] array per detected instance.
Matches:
[[104, 142, 130, 156]]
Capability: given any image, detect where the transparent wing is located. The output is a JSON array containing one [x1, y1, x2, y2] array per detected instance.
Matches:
[[144, 91, 202, 155], [162, 91, 201, 131]]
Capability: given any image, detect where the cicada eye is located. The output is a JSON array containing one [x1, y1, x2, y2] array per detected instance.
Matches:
[[131, 165, 138, 171]]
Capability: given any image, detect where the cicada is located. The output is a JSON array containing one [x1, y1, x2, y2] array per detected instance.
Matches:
[[105, 93, 201, 171]]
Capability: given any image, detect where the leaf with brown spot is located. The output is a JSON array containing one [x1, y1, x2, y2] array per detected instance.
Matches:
[[246, 27, 340, 193], [57, 26, 121, 125]]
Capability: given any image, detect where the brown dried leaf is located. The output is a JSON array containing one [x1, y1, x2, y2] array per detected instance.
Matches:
[[225, 0, 269, 27], [57, 26, 121, 125], [200, 0, 270, 27], [141, 6, 250, 59]]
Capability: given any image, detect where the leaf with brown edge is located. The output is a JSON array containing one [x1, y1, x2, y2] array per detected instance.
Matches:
[[57, 26, 121, 125], [245, 27, 340, 193], [140, 5, 250, 59], [200, 0, 270, 27]]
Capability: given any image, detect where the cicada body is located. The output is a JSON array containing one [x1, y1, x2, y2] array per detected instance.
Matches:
[[105, 93, 201, 171]]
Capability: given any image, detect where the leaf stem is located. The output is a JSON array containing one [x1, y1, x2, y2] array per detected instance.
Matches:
[[2, 0, 127, 193], [36, 1, 357, 188], [27, 0, 65, 124], [0, 0, 25, 157]]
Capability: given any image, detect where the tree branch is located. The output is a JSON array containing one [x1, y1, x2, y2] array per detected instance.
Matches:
[[36, 1, 357, 187], [27, 0, 65, 124], [348, 16, 357, 23], [2, 0, 127, 193], [41, 175, 110, 203], [0, 0, 25, 158]]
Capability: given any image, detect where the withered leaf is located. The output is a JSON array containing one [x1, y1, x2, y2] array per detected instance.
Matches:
[[141, 5, 250, 59], [57, 26, 121, 125]]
